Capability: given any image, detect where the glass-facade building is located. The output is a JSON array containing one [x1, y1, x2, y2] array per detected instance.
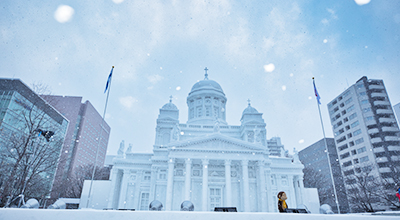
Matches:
[[0, 78, 68, 202]]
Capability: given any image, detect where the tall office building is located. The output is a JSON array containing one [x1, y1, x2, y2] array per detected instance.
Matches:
[[41, 95, 111, 198], [327, 76, 400, 211], [0, 79, 68, 204], [299, 138, 350, 213]]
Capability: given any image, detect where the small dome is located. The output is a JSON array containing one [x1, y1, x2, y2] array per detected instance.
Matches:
[[242, 103, 258, 115], [162, 101, 178, 110], [190, 79, 224, 94]]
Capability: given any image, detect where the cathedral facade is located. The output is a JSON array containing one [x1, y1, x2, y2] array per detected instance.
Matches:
[[107, 72, 305, 212]]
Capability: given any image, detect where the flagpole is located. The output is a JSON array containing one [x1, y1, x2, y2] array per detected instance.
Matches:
[[86, 66, 114, 208], [313, 77, 341, 214]]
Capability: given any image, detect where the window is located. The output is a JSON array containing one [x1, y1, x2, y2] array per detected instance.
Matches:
[[365, 116, 374, 121], [333, 106, 339, 113], [271, 175, 276, 185], [159, 170, 166, 180], [140, 192, 150, 210], [347, 133, 352, 139], [340, 152, 350, 159], [144, 171, 151, 181], [336, 136, 346, 144], [343, 90, 351, 98], [205, 107, 210, 116], [351, 149, 357, 155], [353, 129, 362, 136], [357, 84, 364, 89], [360, 99, 369, 105], [343, 161, 352, 167], [357, 147, 367, 154], [347, 105, 355, 112], [351, 121, 359, 128], [344, 169, 354, 176], [362, 165, 372, 172], [338, 144, 348, 151], [209, 188, 222, 211], [355, 138, 364, 145], [343, 117, 348, 123], [359, 92, 366, 96], [345, 97, 353, 104], [214, 107, 219, 117], [353, 158, 359, 164], [281, 175, 288, 185], [360, 156, 369, 163], [197, 107, 203, 117], [363, 107, 371, 113]]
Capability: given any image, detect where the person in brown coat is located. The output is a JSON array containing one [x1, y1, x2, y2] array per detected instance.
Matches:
[[277, 191, 288, 212]]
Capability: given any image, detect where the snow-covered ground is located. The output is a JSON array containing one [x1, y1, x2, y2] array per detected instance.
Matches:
[[1, 209, 399, 220]]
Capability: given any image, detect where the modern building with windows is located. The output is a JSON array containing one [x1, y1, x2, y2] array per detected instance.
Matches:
[[327, 76, 400, 211], [40, 95, 111, 198], [299, 138, 349, 213], [105, 72, 307, 212], [0, 78, 68, 202]]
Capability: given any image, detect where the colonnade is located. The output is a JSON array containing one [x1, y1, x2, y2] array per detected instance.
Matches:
[[108, 158, 304, 212]]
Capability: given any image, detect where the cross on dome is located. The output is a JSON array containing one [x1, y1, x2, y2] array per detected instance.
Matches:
[[247, 99, 251, 106], [204, 67, 209, 80], [169, 95, 173, 102]]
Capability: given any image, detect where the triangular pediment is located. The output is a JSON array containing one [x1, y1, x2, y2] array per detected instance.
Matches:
[[166, 132, 265, 152]]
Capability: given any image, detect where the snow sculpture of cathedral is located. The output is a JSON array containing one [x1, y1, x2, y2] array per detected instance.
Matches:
[[107, 70, 305, 212]]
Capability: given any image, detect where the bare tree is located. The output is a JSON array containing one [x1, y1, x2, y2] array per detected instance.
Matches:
[[31, 82, 52, 96], [344, 165, 383, 212], [303, 166, 335, 206], [0, 99, 65, 207], [56, 164, 110, 198]]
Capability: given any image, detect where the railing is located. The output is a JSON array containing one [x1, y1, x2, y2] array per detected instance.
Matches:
[[370, 137, 382, 144], [370, 92, 386, 98], [379, 118, 396, 123], [373, 100, 390, 106], [369, 84, 384, 90], [372, 147, 385, 153], [382, 126, 399, 132], [367, 128, 379, 134], [376, 109, 392, 115]]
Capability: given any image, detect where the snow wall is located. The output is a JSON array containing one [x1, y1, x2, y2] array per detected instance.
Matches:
[[1, 209, 399, 220]]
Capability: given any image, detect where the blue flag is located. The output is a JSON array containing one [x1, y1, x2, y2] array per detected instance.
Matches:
[[104, 66, 114, 93], [313, 79, 321, 105]]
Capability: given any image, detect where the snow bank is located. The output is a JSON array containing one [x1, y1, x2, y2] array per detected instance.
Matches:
[[0, 209, 399, 220]]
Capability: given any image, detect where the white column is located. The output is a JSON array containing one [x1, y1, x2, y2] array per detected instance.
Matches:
[[185, 158, 192, 201], [242, 160, 250, 212], [288, 175, 296, 208], [265, 169, 272, 212], [149, 166, 158, 202], [202, 159, 209, 211], [165, 158, 175, 211], [132, 170, 143, 210], [118, 169, 130, 209], [258, 161, 268, 212], [107, 168, 119, 209], [224, 160, 232, 206], [298, 175, 305, 205]]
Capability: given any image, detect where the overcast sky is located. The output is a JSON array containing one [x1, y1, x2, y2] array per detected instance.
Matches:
[[1, 0, 400, 156]]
